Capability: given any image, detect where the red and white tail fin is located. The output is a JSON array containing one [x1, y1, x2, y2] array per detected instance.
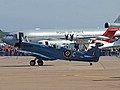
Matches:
[[102, 27, 119, 43]]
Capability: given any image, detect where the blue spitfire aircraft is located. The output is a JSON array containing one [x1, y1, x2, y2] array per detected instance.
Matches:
[[14, 32, 101, 66]]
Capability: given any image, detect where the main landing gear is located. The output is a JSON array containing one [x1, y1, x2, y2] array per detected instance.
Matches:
[[30, 58, 44, 66]]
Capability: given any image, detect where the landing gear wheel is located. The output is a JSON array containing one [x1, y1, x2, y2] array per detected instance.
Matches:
[[37, 60, 43, 66], [90, 63, 93, 66], [30, 60, 36, 66]]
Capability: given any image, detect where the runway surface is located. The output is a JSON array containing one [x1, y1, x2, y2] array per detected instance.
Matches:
[[0, 56, 120, 90]]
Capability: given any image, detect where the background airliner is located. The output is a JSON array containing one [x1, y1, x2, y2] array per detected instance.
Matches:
[[2, 16, 120, 46]]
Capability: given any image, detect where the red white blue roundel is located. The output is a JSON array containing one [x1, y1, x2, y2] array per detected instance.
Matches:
[[63, 50, 72, 58]]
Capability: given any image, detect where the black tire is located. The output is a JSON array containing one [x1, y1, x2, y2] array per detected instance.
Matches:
[[37, 60, 43, 66], [90, 63, 93, 66], [30, 60, 36, 66]]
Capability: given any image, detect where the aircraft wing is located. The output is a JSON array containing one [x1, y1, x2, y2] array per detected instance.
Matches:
[[17, 50, 55, 60]]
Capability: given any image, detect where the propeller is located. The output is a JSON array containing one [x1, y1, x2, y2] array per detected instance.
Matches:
[[65, 33, 69, 40], [14, 32, 24, 48], [70, 34, 74, 41]]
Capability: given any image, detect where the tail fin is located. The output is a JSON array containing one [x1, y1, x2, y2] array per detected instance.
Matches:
[[102, 27, 119, 43], [114, 16, 120, 23], [86, 44, 101, 62]]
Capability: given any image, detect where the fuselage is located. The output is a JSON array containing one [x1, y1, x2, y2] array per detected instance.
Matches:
[[20, 41, 100, 62]]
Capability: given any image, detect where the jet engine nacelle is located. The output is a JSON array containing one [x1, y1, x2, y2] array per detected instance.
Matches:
[[105, 22, 120, 28]]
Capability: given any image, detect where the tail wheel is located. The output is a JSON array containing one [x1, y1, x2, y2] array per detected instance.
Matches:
[[30, 60, 36, 66], [37, 60, 43, 66], [90, 63, 93, 66]]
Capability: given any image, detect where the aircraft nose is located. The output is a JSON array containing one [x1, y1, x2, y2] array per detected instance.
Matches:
[[1, 36, 7, 43], [2, 36, 18, 46]]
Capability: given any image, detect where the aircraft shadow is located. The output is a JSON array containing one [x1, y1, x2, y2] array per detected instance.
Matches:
[[0, 65, 30, 67], [92, 76, 120, 82], [43, 65, 55, 66], [73, 65, 90, 66], [0, 64, 54, 67], [110, 77, 120, 78]]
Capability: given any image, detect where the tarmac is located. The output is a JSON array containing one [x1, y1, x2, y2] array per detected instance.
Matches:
[[0, 56, 120, 90]]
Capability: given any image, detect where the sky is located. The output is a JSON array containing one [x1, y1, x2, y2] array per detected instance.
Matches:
[[0, 0, 120, 31]]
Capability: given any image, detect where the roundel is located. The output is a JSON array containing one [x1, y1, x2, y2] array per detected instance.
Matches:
[[63, 49, 72, 58]]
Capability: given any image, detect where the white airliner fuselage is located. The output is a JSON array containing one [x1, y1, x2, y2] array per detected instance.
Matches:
[[2, 28, 120, 46]]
